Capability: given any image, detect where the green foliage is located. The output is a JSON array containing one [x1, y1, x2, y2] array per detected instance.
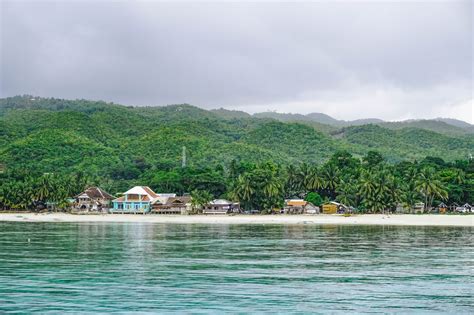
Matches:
[[190, 189, 213, 213], [305, 192, 323, 206], [1, 96, 473, 212], [334, 124, 473, 162]]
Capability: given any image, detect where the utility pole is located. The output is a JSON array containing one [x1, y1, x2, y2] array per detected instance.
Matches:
[[182, 146, 187, 168]]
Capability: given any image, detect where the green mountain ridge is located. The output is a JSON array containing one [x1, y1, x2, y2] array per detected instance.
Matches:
[[251, 111, 473, 135], [1, 96, 473, 182]]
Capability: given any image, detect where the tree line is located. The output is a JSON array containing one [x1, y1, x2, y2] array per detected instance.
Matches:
[[1, 151, 473, 212]]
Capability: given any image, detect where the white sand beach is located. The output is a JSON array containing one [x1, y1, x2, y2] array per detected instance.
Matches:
[[0, 213, 472, 226]]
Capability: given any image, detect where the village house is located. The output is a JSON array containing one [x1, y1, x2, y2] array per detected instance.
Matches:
[[283, 199, 307, 214], [322, 201, 348, 214], [151, 195, 191, 214], [455, 203, 472, 213], [202, 199, 240, 214], [283, 199, 320, 214], [111, 186, 159, 214], [73, 187, 114, 212], [413, 202, 425, 213], [305, 203, 320, 214], [437, 202, 448, 214]]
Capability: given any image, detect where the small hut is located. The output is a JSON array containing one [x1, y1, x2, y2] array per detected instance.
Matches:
[[438, 202, 448, 214], [455, 203, 472, 213], [322, 202, 348, 214], [284, 199, 307, 214], [304, 203, 320, 215], [203, 199, 240, 214], [413, 202, 425, 214]]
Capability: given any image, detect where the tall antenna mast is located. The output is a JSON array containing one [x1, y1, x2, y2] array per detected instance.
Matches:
[[182, 146, 187, 168]]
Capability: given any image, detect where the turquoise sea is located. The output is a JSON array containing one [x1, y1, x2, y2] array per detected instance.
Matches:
[[0, 222, 472, 313]]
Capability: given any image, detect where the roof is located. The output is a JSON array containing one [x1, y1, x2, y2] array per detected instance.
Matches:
[[113, 195, 151, 202], [210, 199, 234, 205], [152, 193, 177, 205], [167, 196, 191, 205], [285, 199, 307, 207], [324, 201, 349, 208], [124, 186, 158, 198], [159, 193, 177, 198], [113, 186, 159, 203], [75, 187, 114, 200]]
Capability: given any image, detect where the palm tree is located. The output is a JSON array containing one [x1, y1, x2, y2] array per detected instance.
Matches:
[[415, 168, 448, 212], [285, 165, 301, 198], [321, 164, 340, 199], [336, 179, 357, 207], [230, 175, 254, 209], [35, 174, 51, 203], [262, 177, 283, 210], [306, 167, 324, 192], [190, 189, 213, 214]]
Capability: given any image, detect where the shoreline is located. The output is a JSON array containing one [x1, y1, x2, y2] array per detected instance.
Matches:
[[0, 213, 472, 226]]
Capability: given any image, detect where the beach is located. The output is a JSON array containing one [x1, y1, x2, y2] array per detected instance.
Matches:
[[0, 213, 472, 226]]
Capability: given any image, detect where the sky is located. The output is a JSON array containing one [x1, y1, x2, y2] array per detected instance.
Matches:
[[1, 0, 473, 123]]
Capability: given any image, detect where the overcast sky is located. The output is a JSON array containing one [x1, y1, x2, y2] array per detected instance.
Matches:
[[1, 1, 473, 123]]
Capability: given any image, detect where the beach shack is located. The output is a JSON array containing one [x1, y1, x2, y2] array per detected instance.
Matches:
[[437, 202, 448, 214], [73, 187, 114, 212], [151, 195, 191, 214], [305, 203, 320, 214], [284, 199, 307, 214], [455, 203, 472, 213], [203, 199, 240, 214], [413, 202, 425, 214], [322, 203, 337, 214], [322, 201, 348, 214], [111, 186, 159, 214]]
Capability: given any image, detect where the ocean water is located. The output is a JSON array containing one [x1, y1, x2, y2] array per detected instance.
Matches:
[[0, 222, 472, 314]]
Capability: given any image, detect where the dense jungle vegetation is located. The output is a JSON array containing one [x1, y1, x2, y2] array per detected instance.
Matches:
[[1, 96, 473, 211]]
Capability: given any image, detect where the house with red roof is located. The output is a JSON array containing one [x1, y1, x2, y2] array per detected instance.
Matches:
[[74, 187, 114, 212]]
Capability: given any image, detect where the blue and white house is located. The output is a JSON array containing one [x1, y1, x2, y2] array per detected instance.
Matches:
[[111, 186, 160, 213]]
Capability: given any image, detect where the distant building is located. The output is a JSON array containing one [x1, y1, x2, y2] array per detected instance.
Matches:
[[437, 202, 448, 214], [413, 202, 425, 213], [203, 199, 240, 214], [322, 201, 348, 214], [74, 187, 114, 212], [455, 203, 472, 213], [151, 195, 191, 214], [284, 199, 307, 214], [111, 186, 159, 213], [304, 203, 320, 215]]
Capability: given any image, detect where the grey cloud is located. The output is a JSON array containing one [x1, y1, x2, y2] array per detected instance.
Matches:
[[1, 1, 472, 122]]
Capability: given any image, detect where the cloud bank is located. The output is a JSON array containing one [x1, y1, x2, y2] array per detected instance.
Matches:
[[1, 1, 472, 122]]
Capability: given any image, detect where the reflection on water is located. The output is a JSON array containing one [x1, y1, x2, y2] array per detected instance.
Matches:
[[0, 223, 472, 313]]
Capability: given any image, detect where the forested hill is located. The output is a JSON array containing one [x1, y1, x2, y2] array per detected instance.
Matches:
[[252, 111, 474, 135], [1, 96, 473, 177]]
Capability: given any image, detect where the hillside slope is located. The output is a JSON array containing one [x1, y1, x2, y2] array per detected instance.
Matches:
[[1, 96, 473, 181]]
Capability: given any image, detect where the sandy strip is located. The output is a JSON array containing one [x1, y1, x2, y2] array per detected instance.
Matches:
[[0, 213, 472, 226]]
